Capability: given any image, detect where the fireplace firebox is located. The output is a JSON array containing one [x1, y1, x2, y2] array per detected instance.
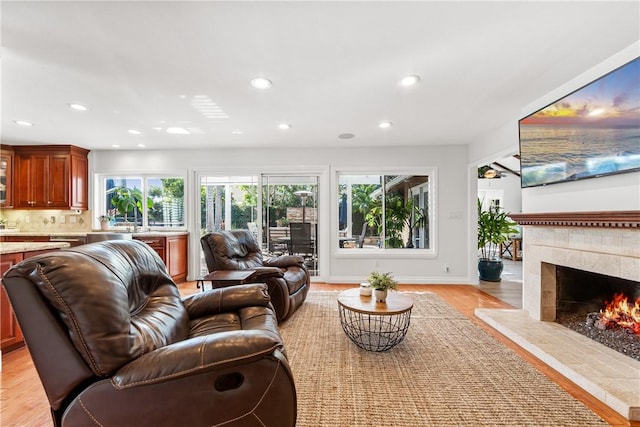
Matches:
[[555, 265, 640, 316], [553, 265, 640, 361]]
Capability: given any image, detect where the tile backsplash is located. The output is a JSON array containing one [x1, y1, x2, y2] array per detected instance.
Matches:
[[0, 209, 93, 232]]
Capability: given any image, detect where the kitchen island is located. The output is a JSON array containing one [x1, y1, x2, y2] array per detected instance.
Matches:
[[0, 231, 189, 283]]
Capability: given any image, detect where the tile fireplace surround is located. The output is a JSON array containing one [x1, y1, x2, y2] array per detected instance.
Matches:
[[475, 211, 640, 421]]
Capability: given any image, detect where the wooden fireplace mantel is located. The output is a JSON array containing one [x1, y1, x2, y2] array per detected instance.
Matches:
[[509, 211, 640, 228]]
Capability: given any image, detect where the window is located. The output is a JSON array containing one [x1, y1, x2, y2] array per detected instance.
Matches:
[[337, 172, 433, 252], [101, 176, 185, 229]]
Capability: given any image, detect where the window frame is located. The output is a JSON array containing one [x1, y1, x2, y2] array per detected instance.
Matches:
[[96, 173, 187, 231], [332, 166, 437, 258]]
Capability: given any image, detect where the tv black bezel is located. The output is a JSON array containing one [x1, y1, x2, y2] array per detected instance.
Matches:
[[518, 56, 640, 189]]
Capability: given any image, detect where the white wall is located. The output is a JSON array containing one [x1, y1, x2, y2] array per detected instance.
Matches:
[[478, 173, 522, 215], [91, 144, 470, 284]]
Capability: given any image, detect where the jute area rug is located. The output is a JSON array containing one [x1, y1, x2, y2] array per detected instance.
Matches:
[[278, 291, 607, 427]]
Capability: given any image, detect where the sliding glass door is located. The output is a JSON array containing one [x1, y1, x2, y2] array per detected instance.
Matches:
[[198, 173, 320, 277], [199, 175, 258, 275], [262, 174, 319, 276]]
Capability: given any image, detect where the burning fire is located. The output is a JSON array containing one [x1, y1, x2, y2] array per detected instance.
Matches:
[[598, 293, 640, 335]]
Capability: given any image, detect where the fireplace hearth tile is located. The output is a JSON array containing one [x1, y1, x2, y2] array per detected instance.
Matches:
[[475, 308, 640, 421]]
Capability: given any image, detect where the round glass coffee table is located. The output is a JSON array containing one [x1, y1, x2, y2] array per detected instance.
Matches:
[[337, 288, 413, 352]]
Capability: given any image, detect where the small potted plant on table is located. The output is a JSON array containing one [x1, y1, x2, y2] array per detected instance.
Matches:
[[97, 214, 113, 231], [368, 271, 398, 303]]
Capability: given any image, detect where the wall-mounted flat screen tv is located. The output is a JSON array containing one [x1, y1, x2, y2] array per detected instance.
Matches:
[[519, 57, 640, 188]]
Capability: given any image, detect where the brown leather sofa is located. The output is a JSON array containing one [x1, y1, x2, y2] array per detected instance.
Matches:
[[201, 230, 310, 322], [2, 240, 296, 427]]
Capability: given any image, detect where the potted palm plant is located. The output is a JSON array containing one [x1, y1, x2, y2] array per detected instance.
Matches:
[[477, 198, 518, 281], [368, 271, 398, 303]]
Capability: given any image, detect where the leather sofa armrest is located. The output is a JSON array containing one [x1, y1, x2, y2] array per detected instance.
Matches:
[[112, 330, 282, 388], [182, 283, 270, 319], [252, 266, 284, 279], [263, 255, 305, 268]]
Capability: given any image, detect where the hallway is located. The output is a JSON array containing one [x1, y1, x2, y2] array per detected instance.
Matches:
[[477, 259, 523, 308]]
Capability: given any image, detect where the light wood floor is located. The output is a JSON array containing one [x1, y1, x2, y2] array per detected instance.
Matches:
[[1, 281, 636, 427]]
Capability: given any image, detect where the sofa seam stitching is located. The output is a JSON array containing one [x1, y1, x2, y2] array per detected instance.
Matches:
[[113, 344, 281, 388], [36, 264, 104, 376]]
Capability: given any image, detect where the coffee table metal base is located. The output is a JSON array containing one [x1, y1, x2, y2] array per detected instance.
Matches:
[[338, 303, 412, 352]]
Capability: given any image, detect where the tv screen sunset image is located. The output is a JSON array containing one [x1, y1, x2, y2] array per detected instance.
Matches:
[[519, 57, 640, 188]]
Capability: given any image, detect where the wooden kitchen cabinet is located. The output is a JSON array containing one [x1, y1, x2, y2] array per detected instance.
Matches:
[[134, 234, 188, 283], [13, 145, 90, 210], [166, 235, 188, 283], [134, 235, 166, 263], [1, 252, 24, 351], [0, 145, 14, 208]]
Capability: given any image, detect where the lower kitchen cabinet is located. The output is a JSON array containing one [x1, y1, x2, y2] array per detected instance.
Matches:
[[133, 234, 188, 283], [165, 235, 188, 283]]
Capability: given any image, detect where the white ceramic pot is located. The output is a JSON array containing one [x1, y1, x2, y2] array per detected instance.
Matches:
[[373, 288, 387, 303], [359, 282, 372, 296]]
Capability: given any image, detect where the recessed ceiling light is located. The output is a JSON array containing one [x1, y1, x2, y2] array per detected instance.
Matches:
[[14, 120, 34, 126], [128, 129, 141, 135], [378, 121, 393, 129], [231, 129, 243, 135], [111, 144, 120, 148], [338, 133, 355, 139], [251, 77, 273, 89], [400, 75, 420, 86], [166, 127, 190, 135], [137, 144, 146, 148], [68, 103, 88, 111], [278, 123, 291, 130]]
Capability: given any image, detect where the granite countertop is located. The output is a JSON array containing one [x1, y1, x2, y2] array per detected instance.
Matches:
[[0, 230, 89, 236], [0, 230, 189, 237], [93, 230, 189, 237], [0, 241, 71, 254]]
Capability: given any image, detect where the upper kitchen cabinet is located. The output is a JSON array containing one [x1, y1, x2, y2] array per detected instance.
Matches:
[[13, 145, 90, 210], [0, 145, 14, 208]]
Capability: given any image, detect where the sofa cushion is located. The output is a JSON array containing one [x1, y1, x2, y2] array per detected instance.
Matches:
[[201, 230, 264, 271]]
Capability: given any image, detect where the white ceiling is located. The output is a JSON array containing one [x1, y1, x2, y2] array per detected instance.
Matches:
[[2, 1, 639, 151]]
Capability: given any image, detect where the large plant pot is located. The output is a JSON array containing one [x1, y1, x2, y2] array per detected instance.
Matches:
[[478, 258, 503, 282]]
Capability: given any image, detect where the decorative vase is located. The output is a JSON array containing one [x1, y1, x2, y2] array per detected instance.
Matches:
[[100, 221, 110, 231], [478, 258, 503, 282], [373, 289, 387, 303]]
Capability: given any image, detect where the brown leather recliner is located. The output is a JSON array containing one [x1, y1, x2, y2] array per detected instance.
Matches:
[[200, 230, 309, 322], [2, 240, 296, 427]]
